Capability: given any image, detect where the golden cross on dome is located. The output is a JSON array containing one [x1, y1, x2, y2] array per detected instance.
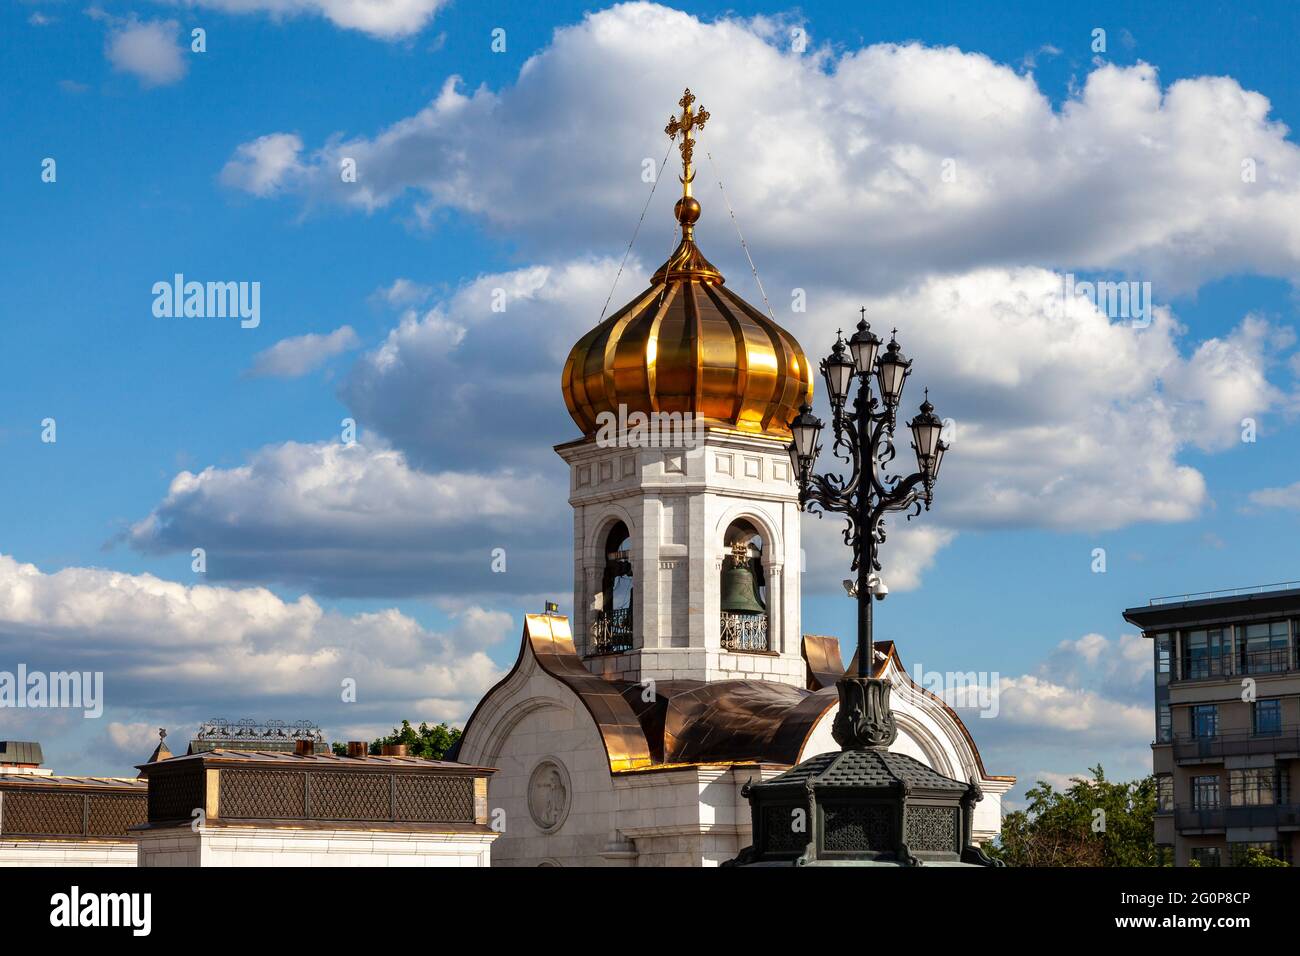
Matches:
[[664, 88, 710, 197]]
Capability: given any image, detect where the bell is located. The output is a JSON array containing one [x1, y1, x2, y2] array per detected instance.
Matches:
[[721, 549, 766, 615]]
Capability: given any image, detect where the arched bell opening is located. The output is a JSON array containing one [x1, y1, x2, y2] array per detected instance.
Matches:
[[720, 519, 769, 653], [591, 521, 633, 655]]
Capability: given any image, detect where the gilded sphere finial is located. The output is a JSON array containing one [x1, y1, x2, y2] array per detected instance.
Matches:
[[675, 195, 701, 226]]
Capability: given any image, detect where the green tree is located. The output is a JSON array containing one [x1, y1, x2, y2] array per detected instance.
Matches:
[[1237, 847, 1288, 867], [987, 765, 1156, 867], [330, 720, 462, 760]]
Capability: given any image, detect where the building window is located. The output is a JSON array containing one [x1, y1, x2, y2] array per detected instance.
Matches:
[[1156, 703, 1172, 743], [1253, 699, 1282, 736], [1183, 628, 1229, 679], [590, 522, 633, 655], [1240, 620, 1289, 674], [1191, 704, 1219, 739], [1156, 775, 1173, 813], [1229, 768, 1277, 807], [1191, 846, 1221, 868], [1191, 775, 1220, 810], [1155, 633, 1172, 679]]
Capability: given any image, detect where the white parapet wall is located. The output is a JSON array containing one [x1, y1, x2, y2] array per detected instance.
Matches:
[[0, 839, 138, 867], [136, 824, 496, 867]]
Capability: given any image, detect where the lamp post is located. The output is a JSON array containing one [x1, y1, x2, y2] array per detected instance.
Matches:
[[788, 310, 948, 749]]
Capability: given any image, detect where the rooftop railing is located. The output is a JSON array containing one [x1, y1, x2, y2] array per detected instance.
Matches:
[[1150, 581, 1300, 606]]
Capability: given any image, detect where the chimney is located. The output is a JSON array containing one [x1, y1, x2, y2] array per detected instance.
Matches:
[[380, 744, 408, 757], [347, 741, 368, 759], [295, 739, 315, 756], [0, 741, 46, 776]]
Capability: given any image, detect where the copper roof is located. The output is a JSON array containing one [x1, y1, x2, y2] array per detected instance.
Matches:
[[514, 614, 654, 771], [803, 634, 852, 690], [0, 774, 145, 790], [458, 616, 1010, 785], [459, 615, 840, 771]]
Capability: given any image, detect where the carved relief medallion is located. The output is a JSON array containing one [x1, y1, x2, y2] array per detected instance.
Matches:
[[527, 759, 571, 833]]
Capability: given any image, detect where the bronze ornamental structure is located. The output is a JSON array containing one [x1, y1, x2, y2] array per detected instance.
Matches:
[[0, 773, 146, 841], [136, 748, 495, 831]]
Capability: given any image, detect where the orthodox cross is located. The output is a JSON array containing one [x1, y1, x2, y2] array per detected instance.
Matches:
[[664, 88, 710, 195]]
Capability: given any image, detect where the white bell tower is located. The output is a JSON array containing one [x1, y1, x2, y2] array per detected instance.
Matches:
[[557, 428, 806, 688], [555, 88, 813, 689]]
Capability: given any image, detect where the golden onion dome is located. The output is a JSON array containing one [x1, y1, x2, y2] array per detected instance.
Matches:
[[562, 91, 812, 440]]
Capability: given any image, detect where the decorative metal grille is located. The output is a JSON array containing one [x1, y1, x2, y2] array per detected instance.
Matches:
[[762, 803, 809, 853], [220, 769, 306, 819], [720, 612, 769, 652], [310, 771, 390, 820], [589, 607, 633, 655], [905, 805, 958, 853], [195, 717, 325, 746], [1, 790, 84, 835], [822, 803, 892, 852], [148, 770, 205, 821], [87, 793, 147, 836], [394, 774, 474, 822]]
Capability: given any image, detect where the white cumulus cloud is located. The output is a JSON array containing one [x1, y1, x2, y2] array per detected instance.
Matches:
[[220, 132, 306, 197], [245, 326, 360, 378], [220, 3, 1300, 295], [126, 440, 567, 597], [0, 552, 507, 773], [105, 17, 188, 87], [165, 0, 448, 39]]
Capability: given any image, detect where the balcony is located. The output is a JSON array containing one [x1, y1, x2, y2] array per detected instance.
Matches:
[[720, 611, 769, 653], [1175, 803, 1300, 832], [1174, 648, 1298, 683], [1173, 726, 1300, 762], [588, 607, 633, 656]]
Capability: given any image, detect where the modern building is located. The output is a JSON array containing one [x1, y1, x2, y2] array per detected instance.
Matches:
[[1124, 583, 1300, 866]]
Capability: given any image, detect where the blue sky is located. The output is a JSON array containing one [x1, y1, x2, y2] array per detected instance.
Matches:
[[3, 0, 1300, 801]]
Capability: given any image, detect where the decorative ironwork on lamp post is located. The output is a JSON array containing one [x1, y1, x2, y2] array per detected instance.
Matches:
[[787, 309, 949, 750]]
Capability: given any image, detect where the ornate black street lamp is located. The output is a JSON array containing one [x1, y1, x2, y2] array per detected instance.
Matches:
[[730, 317, 998, 866], [788, 309, 949, 749]]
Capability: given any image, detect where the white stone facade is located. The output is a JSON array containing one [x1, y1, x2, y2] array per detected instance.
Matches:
[[557, 428, 805, 687], [611, 764, 770, 867], [0, 839, 137, 867], [454, 634, 621, 865], [455, 618, 1011, 866], [135, 825, 495, 867]]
